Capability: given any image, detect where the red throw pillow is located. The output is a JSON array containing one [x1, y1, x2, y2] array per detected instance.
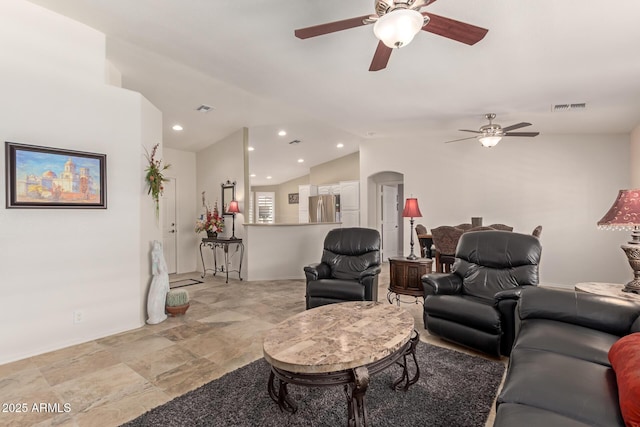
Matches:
[[609, 333, 640, 427]]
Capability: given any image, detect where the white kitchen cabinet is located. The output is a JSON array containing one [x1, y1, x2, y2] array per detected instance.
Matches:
[[318, 185, 331, 195], [340, 210, 360, 228], [318, 184, 341, 195], [298, 184, 317, 223], [339, 180, 360, 227], [339, 180, 359, 211]]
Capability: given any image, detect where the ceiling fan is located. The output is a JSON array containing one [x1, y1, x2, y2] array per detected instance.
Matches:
[[294, 0, 488, 71], [445, 114, 540, 147]]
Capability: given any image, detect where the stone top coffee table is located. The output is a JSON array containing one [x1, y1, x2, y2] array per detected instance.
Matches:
[[263, 301, 419, 427]]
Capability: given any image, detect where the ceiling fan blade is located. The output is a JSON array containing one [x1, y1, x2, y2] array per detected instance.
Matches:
[[459, 129, 482, 134], [295, 15, 371, 39], [413, 0, 438, 9], [504, 132, 540, 137], [501, 122, 532, 132], [369, 41, 393, 72], [444, 136, 477, 143], [422, 13, 488, 45]]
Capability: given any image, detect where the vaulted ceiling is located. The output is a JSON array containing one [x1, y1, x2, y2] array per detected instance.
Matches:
[[26, 0, 640, 185]]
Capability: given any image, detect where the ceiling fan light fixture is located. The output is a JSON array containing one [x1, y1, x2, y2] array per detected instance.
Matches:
[[373, 8, 425, 48], [478, 135, 502, 148]]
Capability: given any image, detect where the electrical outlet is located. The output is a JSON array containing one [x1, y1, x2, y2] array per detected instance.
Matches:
[[73, 310, 84, 324]]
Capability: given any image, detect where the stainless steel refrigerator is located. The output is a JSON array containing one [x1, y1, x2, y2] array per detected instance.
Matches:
[[309, 195, 340, 223]]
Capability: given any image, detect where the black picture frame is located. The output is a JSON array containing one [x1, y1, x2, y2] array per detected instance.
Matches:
[[288, 193, 299, 204], [221, 180, 236, 215], [5, 141, 107, 209]]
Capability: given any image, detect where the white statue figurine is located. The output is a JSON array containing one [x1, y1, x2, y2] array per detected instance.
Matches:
[[147, 240, 169, 324]]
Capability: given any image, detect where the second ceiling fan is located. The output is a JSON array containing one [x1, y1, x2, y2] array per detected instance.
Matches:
[[445, 113, 540, 147], [294, 0, 488, 71]]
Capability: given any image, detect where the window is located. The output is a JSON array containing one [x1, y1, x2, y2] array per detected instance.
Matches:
[[255, 192, 275, 224]]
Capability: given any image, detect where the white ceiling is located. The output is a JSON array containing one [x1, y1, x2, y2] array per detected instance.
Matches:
[[26, 0, 640, 185]]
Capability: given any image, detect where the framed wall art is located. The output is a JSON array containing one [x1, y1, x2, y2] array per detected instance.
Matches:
[[5, 141, 107, 209], [288, 193, 299, 204]]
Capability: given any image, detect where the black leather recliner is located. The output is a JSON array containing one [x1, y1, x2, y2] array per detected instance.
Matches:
[[304, 227, 381, 309], [421, 230, 542, 356]]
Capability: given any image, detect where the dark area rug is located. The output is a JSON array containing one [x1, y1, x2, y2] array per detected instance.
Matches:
[[122, 342, 504, 427], [169, 278, 203, 289]]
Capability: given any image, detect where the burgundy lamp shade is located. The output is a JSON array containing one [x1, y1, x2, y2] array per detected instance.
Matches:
[[228, 200, 240, 214], [402, 198, 422, 218], [597, 189, 640, 230]]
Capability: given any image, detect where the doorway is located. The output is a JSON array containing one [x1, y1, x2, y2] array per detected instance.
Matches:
[[162, 177, 177, 274], [381, 184, 399, 259], [367, 172, 404, 259]]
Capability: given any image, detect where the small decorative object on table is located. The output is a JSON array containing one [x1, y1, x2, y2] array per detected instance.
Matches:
[[166, 289, 190, 316], [144, 143, 170, 219], [195, 191, 224, 238]]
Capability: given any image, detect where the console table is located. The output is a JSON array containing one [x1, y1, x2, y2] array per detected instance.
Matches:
[[387, 257, 433, 305], [200, 237, 244, 283]]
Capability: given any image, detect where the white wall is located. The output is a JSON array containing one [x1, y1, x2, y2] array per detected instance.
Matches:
[[631, 124, 640, 188], [360, 133, 631, 286], [0, 0, 161, 364], [246, 223, 338, 280], [164, 148, 197, 273], [196, 128, 247, 275]]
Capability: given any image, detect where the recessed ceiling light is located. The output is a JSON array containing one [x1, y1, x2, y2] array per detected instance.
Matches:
[[248, 146, 255, 151], [266, 176, 272, 179], [336, 143, 344, 148], [278, 130, 287, 136], [172, 124, 183, 131], [298, 158, 304, 163], [250, 174, 256, 178]]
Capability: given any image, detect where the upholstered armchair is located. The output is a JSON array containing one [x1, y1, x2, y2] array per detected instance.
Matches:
[[455, 223, 473, 231], [304, 227, 381, 309], [532, 225, 543, 238], [415, 224, 432, 258], [430, 226, 464, 273], [421, 230, 542, 357], [487, 223, 514, 231]]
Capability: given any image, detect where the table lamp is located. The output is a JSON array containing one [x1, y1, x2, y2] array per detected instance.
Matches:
[[228, 200, 240, 239], [597, 189, 640, 293], [402, 197, 422, 260]]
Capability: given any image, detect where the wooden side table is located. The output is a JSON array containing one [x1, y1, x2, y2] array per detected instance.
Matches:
[[387, 257, 433, 305], [575, 282, 640, 304]]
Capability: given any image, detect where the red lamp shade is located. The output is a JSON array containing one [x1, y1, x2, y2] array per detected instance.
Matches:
[[228, 200, 240, 214], [598, 189, 640, 230], [402, 198, 422, 218]]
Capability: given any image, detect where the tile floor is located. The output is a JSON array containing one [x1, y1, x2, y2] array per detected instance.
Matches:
[[0, 263, 505, 426]]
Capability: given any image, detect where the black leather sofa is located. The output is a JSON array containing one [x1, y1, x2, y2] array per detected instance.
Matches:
[[422, 230, 541, 357], [304, 227, 381, 309], [495, 286, 640, 426]]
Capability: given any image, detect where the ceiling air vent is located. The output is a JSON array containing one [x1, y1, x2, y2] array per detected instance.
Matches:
[[289, 139, 301, 144], [196, 104, 213, 113], [552, 103, 587, 112]]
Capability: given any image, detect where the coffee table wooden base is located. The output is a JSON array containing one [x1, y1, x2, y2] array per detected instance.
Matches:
[[267, 331, 420, 427]]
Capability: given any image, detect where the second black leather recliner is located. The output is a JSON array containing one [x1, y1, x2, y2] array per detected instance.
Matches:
[[304, 227, 381, 309], [421, 230, 542, 356]]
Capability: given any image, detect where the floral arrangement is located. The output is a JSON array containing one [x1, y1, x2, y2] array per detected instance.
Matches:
[[144, 143, 170, 219], [195, 199, 224, 235]]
